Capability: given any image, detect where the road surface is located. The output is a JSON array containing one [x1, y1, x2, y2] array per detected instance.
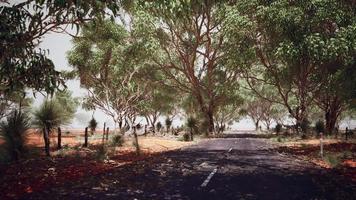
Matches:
[[24, 134, 356, 200]]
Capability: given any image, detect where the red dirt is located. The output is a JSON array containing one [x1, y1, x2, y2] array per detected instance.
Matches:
[[0, 150, 156, 200]]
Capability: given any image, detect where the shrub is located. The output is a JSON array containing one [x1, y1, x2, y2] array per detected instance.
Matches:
[[314, 120, 325, 134], [88, 118, 98, 134], [300, 118, 310, 134], [156, 122, 162, 132], [0, 110, 30, 161], [275, 123, 282, 134], [324, 154, 341, 168], [95, 145, 108, 161], [183, 133, 190, 141], [111, 134, 124, 147]]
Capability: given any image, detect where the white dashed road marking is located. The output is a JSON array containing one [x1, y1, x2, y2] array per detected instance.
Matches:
[[201, 168, 218, 187]]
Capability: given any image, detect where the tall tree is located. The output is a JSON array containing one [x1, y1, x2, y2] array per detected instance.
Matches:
[[134, 0, 253, 133], [68, 20, 149, 134], [239, 0, 355, 133]]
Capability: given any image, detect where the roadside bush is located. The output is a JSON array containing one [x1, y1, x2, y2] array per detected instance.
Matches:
[[182, 133, 190, 141], [88, 118, 98, 135], [95, 145, 108, 161], [111, 134, 124, 147], [324, 154, 341, 168], [314, 120, 325, 134], [300, 118, 310, 135], [0, 110, 30, 161], [275, 123, 282, 135]]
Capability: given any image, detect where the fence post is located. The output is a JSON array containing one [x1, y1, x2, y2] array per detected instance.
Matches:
[[57, 127, 62, 150], [106, 127, 109, 141], [84, 127, 88, 147], [320, 132, 323, 157], [102, 122, 106, 143]]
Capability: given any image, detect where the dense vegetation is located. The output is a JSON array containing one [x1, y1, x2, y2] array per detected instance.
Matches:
[[0, 0, 355, 159]]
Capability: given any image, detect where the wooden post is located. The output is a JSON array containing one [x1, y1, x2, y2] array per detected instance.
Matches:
[[320, 132, 323, 157], [102, 122, 106, 143], [57, 127, 62, 150], [345, 127, 349, 141], [84, 127, 88, 147], [106, 127, 109, 141]]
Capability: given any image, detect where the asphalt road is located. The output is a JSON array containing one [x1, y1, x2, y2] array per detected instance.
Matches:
[[24, 133, 356, 200]]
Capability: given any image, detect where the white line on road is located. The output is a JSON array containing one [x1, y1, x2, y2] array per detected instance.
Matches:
[[201, 168, 218, 187]]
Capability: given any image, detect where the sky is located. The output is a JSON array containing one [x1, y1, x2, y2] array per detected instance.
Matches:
[[37, 31, 258, 130]]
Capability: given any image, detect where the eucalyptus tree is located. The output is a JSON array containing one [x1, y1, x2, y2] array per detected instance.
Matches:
[[68, 20, 149, 135], [238, 0, 355, 133], [133, 0, 254, 134], [0, 0, 121, 97]]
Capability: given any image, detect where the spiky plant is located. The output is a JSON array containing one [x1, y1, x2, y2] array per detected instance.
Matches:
[[165, 117, 172, 133], [156, 121, 162, 132], [186, 116, 197, 141], [0, 110, 30, 161], [33, 101, 67, 156], [88, 117, 98, 134]]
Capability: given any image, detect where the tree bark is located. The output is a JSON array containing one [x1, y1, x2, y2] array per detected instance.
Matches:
[[43, 127, 50, 156], [57, 127, 62, 150], [133, 127, 140, 155]]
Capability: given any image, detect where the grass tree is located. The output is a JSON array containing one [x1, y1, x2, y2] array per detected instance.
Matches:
[[88, 117, 98, 135], [33, 91, 77, 156], [0, 110, 30, 161], [186, 116, 197, 141], [165, 117, 172, 134], [33, 101, 62, 156]]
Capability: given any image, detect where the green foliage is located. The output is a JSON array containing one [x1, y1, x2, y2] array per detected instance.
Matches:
[[300, 118, 310, 134], [95, 145, 109, 161], [324, 154, 341, 168], [156, 122, 162, 132], [33, 90, 77, 132], [88, 118, 98, 133], [32, 101, 65, 132], [182, 133, 190, 142], [0, 0, 120, 94], [275, 124, 282, 134], [0, 110, 30, 161], [111, 134, 124, 147], [165, 117, 172, 130], [186, 116, 197, 129], [314, 120, 325, 133]]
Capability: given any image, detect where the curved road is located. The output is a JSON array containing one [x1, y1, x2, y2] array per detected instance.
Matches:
[[24, 134, 356, 200]]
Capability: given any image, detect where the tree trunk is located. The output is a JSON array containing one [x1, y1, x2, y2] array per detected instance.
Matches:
[[324, 98, 341, 135], [207, 110, 214, 134], [255, 121, 259, 131], [133, 127, 140, 155], [190, 128, 194, 141], [43, 127, 50, 156], [57, 127, 62, 150], [84, 127, 88, 147]]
